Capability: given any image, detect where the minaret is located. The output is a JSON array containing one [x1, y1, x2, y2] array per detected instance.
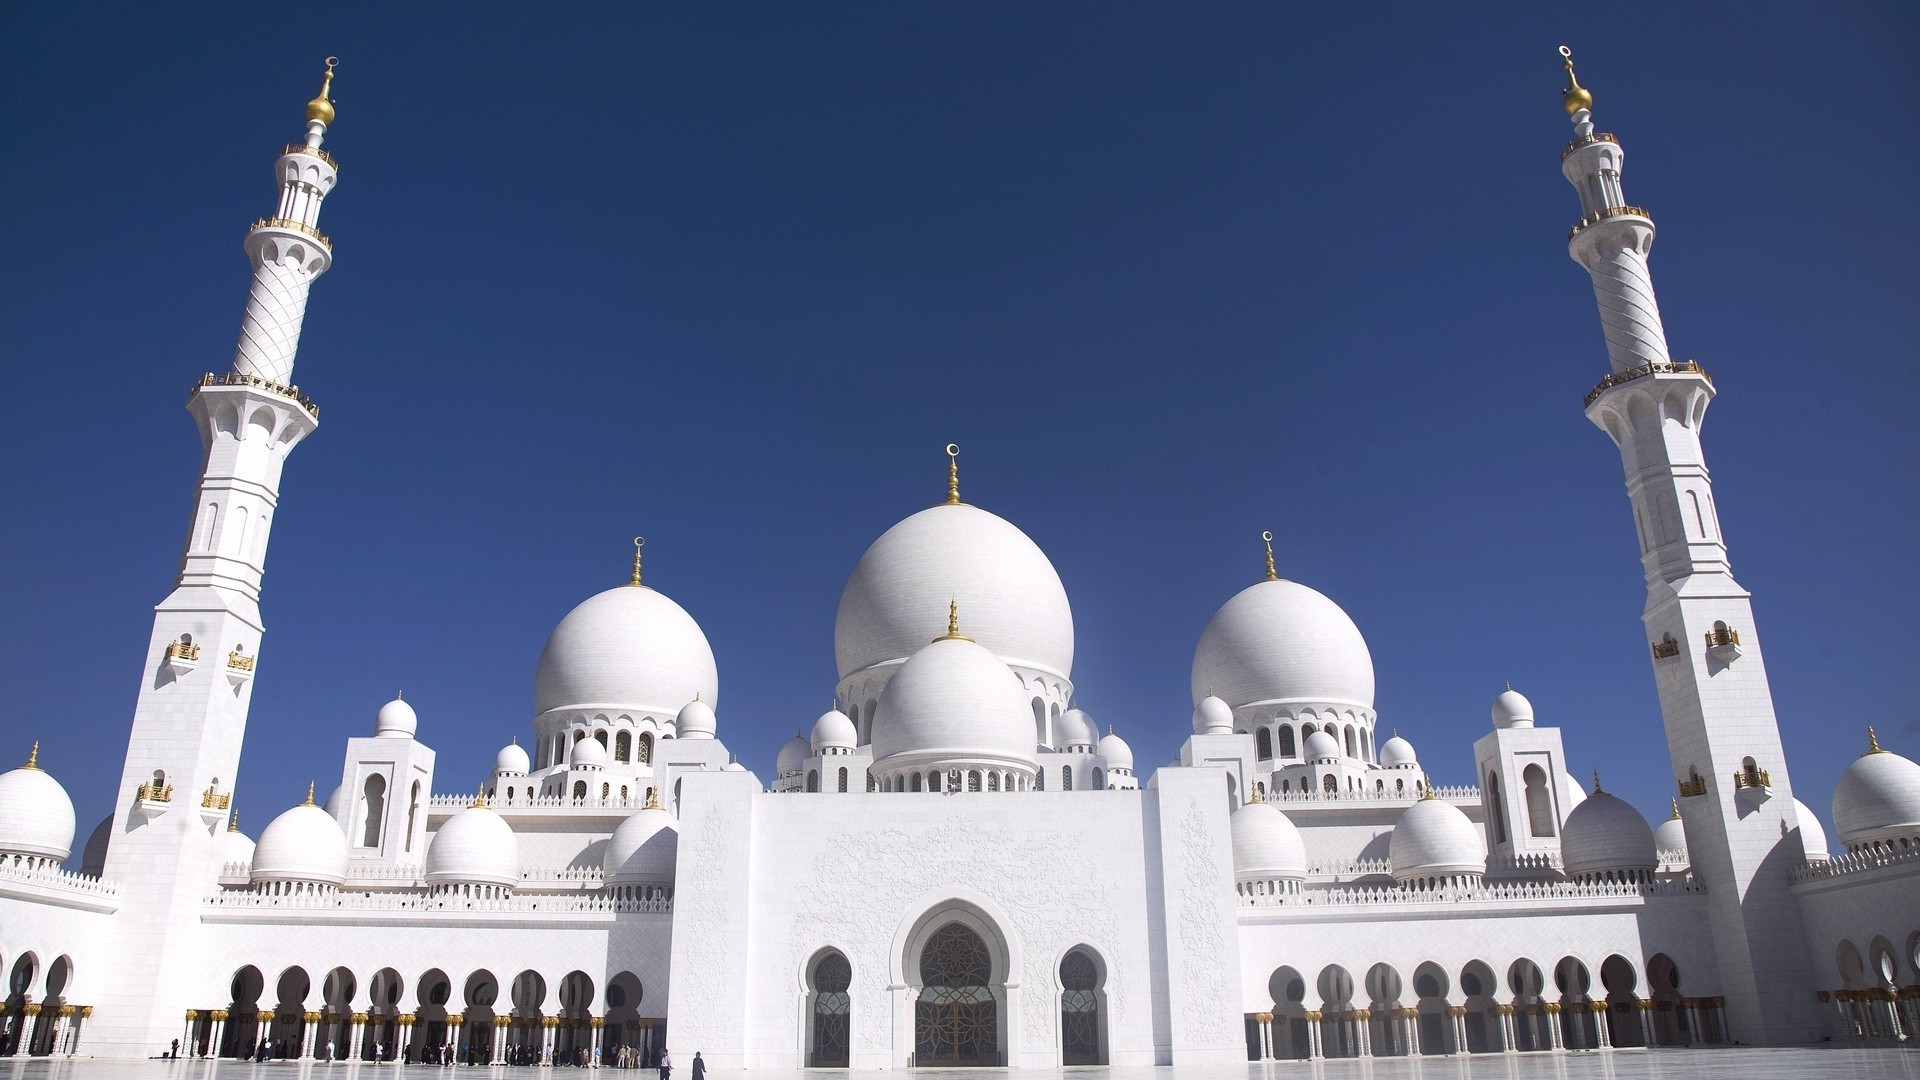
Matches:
[[1560, 48, 1818, 1043], [90, 61, 341, 1057]]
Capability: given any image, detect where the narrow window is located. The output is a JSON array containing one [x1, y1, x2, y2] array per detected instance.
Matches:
[[1523, 764, 1556, 837], [360, 774, 387, 848]]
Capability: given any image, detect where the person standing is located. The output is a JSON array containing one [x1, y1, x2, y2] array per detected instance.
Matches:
[[659, 1047, 672, 1080], [691, 1051, 706, 1080]]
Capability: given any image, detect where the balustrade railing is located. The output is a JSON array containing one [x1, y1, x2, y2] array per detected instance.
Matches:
[[1790, 843, 1920, 882], [205, 889, 671, 914], [1585, 360, 1711, 407], [280, 143, 338, 169], [250, 215, 331, 248], [192, 371, 320, 420], [1560, 131, 1620, 162], [1240, 875, 1702, 909], [0, 858, 118, 898], [1568, 203, 1651, 241]]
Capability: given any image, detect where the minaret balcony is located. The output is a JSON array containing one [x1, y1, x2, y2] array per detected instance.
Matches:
[[1704, 624, 1743, 663], [1650, 634, 1681, 661], [1567, 203, 1651, 242], [162, 639, 200, 677], [133, 781, 174, 821], [280, 142, 338, 169], [225, 649, 256, 687], [1731, 765, 1771, 791], [1676, 769, 1708, 798], [1584, 359, 1712, 407], [190, 371, 320, 420], [1560, 131, 1619, 162], [249, 215, 331, 251]]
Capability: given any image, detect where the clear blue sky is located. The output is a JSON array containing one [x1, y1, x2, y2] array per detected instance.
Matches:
[[3, 3, 1915, 847]]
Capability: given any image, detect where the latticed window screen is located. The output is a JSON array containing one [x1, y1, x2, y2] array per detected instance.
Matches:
[[916, 923, 996, 1065], [1060, 949, 1101, 1064], [811, 952, 852, 1067]]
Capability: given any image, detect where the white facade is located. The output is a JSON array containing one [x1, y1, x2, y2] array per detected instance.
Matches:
[[1, 54, 1917, 1068]]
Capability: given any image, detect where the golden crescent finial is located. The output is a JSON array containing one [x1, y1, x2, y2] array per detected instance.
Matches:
[[1591, 770, 1604, 796], [629, 536, 645, 587], [1669, 798, 1681, 819], [306, 57, 338, 125], [228, 810, 240, 832], [945, 444, 961, 505], [1560, 45, 1593, 116], [1261, 530, 1278, 582]]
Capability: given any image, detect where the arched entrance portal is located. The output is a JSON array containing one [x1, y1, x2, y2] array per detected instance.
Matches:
[[808, 950, 851, 1067], [914, 923, 999, 1066], [1059, 948, 1106, 1065]]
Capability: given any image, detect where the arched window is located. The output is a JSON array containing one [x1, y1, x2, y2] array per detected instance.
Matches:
[[405, 781, 421, 852], [572, 780, 588, 803], [807, 769, 819, 793], [1277, 726, 1296, 758], [1487, 772, 1508, 843], [808, 951, 852, 1067], [620, 785, 629, 802], [1282, 779, 1291, 793], [1034, 769, 1043, 791], [1344, 727, 1358, 758], [911, 773, 923, 792], [1322, 774, 1337, 794], [1523, 764, 1556, 837], [595, 729, 609, 748], [1060, 948, 1104, 1065], [614, 732, 631, 762], [838, 767, 849, 793], [1032, 698, 1047, 745], [1301, 723, 1317, 738], [1256, 729, 1273, 759], [360, 774, 386, 848], [916, 923, 997, 1065], [637, 732, 654, 764], [1062, 766, 1073, 791], [1092, 768, 1104, 790], [968, 771, 982, 792]]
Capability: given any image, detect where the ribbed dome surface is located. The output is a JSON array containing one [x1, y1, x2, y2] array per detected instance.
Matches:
[[252, 803, 348, 885], [0, 762, 76, 860], [1230, 801, 1308, 880], [1832, 743, 1920, 849], [871, 636, 1037, 771], [603, 806, 679, 884], [835, 504, 1073, 681], [1191, 579, 1374, 710], [494, 741, 530, 774], [1098, 729, 1133, 770], [535, 585, 718, 717], [1560, 792, 1657, 879], [811, 709, 856, 751], [1388, 798, 1486, 882], [425, 806, 520, 888]]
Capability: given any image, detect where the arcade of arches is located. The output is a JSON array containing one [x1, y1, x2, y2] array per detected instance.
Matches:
[[0, 952, 91, 1058]]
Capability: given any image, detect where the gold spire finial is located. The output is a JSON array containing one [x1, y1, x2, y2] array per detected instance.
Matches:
[[629, 536, 645, 587], [645, 787, 662, 811], [228, 811, 240, 833], [1420, 775, 1438, 800], [1261, 531, 1278, 582], [1249, 783, 1264, 805], [303, 781, 316, 806], [945, 444, 961, 505], [24, 742, 38, 770], [1867, 727, 1885, 754], [306, 57, 339, 125], [1591, 771, 1605, 796], [1668, 798, 1681, 820], [934, 598, 975, 642], [472, 785, 488, 809], [1559, 45, 1592, 116]]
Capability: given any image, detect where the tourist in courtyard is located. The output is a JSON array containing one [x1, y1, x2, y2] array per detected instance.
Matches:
[[691, 1051, 705, 1080], [659, 1046, 672, 1080]]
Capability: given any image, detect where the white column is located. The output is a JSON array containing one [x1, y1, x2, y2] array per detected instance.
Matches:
[[1450, 1006, 1469, 1054], [1498, 1005, 1517, 1053], [491, 1018, 507, 1064], [1305, 1011, 1323, 1059], [209, 1011, 227, 1058], [1546, 1004, 1565, 1050], [1355, 1010, 1372, 1057], [1594, 1003, 1613, 1048]]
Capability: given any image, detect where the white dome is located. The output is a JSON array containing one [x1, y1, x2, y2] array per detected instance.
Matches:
[[1192, 694, 1234, 735], [1378, 734, 1418, 768], [424, 805, 520, 889], [870, 635, 1037, 772], [835, 504, 1074, 681], [252, 802, 348, 885], [0, 755, 76, 861], [570, 737, 609, 769], [220, 819, 256, 869], [1230, 801, 1308, 881], [722, 760, 747, 772], [1560, 772, 1587, 813], [1055, 708, 1095, 749], [603, 805, 679, 884], [1653, 805, 1688, 864], [534, 584, 719, 717], [1794, 798, 1830, 861], [78, 814, 113, 877], [1191, 578, 1374, 710], [374, 695, 417, 739], [1388, 798, 1486, 883], [811, 709, 856, 752], [1492, 688, 1534, 729], [677, 698, 717, 740], [1303, 731, 1341, 762], [323, 785, 346, 823], [776, 733, 812, 776], [494, 740, 531, 775], [1832, 736, 1920, 850], [1098, 729, 1134, 771], [1560, 790, 1657, 879]]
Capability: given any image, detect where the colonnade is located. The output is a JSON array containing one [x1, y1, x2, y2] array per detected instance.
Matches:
[[181, 1005, 663, 1064], [0, 1001, 92, 1057], [1821, 986, 1918, 1043], [1248, 997, 1729, 1059]]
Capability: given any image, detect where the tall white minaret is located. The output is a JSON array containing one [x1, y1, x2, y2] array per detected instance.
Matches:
[[1561, 48, 1818, 1044], [89, 61, 341, 1058]]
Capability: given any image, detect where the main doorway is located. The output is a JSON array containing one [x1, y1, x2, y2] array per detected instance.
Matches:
[[914, 922, 998, 1066]]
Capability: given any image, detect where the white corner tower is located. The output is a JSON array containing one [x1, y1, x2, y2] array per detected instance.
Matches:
[[90, 61, 343, 1057], [1558, 48, 1818, 1043]]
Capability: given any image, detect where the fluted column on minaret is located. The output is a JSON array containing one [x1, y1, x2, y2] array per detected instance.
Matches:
[[1560, 47, 1817, 1045]]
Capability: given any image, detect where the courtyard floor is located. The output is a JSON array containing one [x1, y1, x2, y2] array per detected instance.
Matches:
[[2, 1047, 1918, 1080]]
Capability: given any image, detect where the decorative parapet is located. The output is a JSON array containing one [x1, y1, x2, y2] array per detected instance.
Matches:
[[202, 788, 231, 810], [226, 651, 256, 673], [204, 889, 670, 914], [1790, 843, 1920, 883], [280, 143, 338, 168], [1261, 783, 1479, 805], [136, 781, 173, 803], [1568, 203, 1652, 242], [1484, 851, 1565, 876], [250, 215, 331, 250], [191, 371, 320, 420], [429, 791, 661, 810], [0, 858, 119, 912], [1238, 875, 1702, 910], [1676, 771, 1708, 798], [1731, 763, 1771, 791], [1307, 857, 1393, 879], [1560, 131, 1620, 162], [1650, 634, 1681, 660], [164, 640, 201, 663], [1585, 359, 1712, 408]]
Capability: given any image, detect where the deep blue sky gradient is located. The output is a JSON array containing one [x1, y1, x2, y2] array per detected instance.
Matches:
[[3, 3, 1916, 847]]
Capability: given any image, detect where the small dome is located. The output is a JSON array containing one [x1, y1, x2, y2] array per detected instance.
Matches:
[[835, 503, 1074, 682], [252, 802, 348, 885], [1389, 797, 1486, 883], [775, 733, 812, 777], [220, 818, 256, 870], [1378, 734, 1418, 768], [424, 805, 520, 889], [677, 698, 717, 740], [1303, 731, 1341, 762], [1653, 804, 1688, 865], [570, 737, 609, 769], [1794, 798, 1830, 861], [870, 635, 1037, 773], [535, 584, 719, 718], [374, 695, 417, 739], [1191, 579, 1374, 711], [78, 814, 113, 877], [1832, 734, 1920, 850], [811, 709, 856, 752], [494, 740, 530, 775], [1560, 772, 1587, 813], [1055, 708, 1096, 750], [1098, 729, 1134, 771], [1230, 801, 1308, 881], [1560, 789, 1657, 880], [1492, 688, 1535, 729], [722, 760, 747, 772], [1192, 694, 1234, 735], [323, 785, 346, 823], [0, 753, 76, 861], [603, 804, 679, 884]]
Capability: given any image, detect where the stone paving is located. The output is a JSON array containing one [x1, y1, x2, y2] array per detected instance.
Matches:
[[2, 1047, 1918, 1080]]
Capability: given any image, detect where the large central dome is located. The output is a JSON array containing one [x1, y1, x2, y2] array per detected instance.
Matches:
[[535, 584, 718, 716], [1191, 578, 1374, 709], [835, 503, 1073, 681]]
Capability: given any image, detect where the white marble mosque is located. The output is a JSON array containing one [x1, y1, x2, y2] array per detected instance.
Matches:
[[1, 51, 1917, 1068]]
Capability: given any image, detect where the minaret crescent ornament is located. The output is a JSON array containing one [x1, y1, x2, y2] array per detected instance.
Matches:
[[630, 536, 645, 587], [1261, 530, 1278, 582], [945, 443, 961, 505]]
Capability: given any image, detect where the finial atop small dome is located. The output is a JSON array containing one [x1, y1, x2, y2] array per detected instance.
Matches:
[[1867, 727, 1885, 754], [645, 786, 661, 811], [935, 599, 974, 643], [471, 785, 488, 809], [24, 742, 38, 770], [1559, 46, 1592, 116], [1591, 771, 1605, 796], [1249, 783, 1264, 804], [945, 444, 962, 505], [229, 811, 241, 833], [1669, 798, 1681, 820], [303, 781, 316, 806], [629, 536, 645, 587], [1261, 531, 1278, 583], [306, 57, 338, 125]]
